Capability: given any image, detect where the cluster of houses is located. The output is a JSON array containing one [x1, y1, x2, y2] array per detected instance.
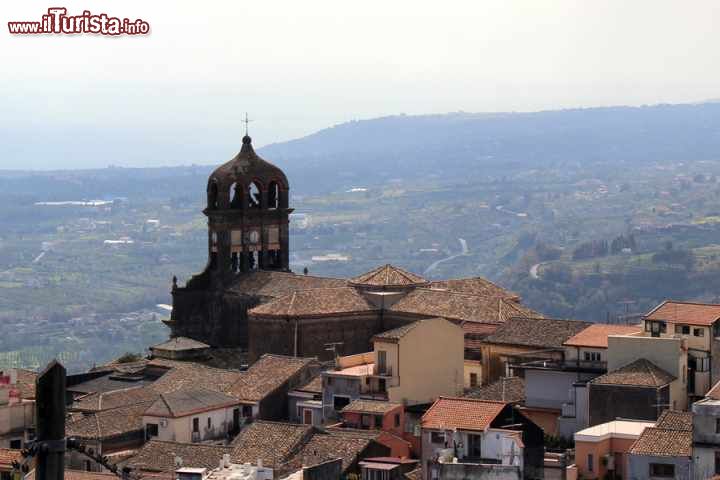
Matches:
[[5, 300, 720, 479]]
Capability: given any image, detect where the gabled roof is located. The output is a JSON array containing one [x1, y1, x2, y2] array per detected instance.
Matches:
[[484, 317, 591, 349], [145, 388, 238, 417], [150, 337, 209, 352], [428, 277, 519, 300], [72, 385, 159, 412], [373, 319, 446, 343], [421, 397, 508, 432], [563, 323, 643, 349], [125, 440, 231, 473], [591, 359, 675, 387], [342, 399, 402, 415], [283, 430, 383, 474], [707, 380, 720, 399], [150, 363, 243, 395], [645, 300, 720, 326], [228, 270, 346, 299], [388, 289, 540, 324], [226, 354, 317, 402], [66, 401, 153, 440], [230, 421, 313, 467], [628, 427, 692, 457], [655, 410, 693, 431], [349, 264, 429, 288], [249, 287, 378, 317], [463, 377, 525, 404]]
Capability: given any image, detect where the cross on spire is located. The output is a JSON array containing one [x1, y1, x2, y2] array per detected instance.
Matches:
[[243, 112, 253, 137]]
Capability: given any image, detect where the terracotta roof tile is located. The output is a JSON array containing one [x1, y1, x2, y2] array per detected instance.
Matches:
[[429, 278, 519, 300], [349, 265, 429, 288], [125, 440, 231, 473], [655, 410, 693, 431], [484, 317, 591, 349], [228, 271, 346, 299], [230, 421, 313, 467], [66, 401, 152, 440], [226, 355, 317, 402], [150, 337, 209, 352], [372, 319, 434, 343], [421, 397, 507, 432], [628, 427, 692, 457], [645, 300, 720, 326], [150, 364, 243, 396], [296, 375, 322, 394], [283, 431, 380, 474], [342, 399, 402, 415], [388, 289, 540, 324], [0, 449, 21, 467], [563, 323, 643, 348], [591, 359, 675, 387], [145, 389, 238, 417], [72, 386, 159, 412], [250, 287, 378, 317], [463, 377, 525, 404]]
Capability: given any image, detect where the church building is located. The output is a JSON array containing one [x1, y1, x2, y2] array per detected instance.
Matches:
[[168, 133, 540, 362]]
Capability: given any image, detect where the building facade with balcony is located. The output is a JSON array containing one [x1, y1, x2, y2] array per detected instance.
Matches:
[[642, 301, 720, 401], [322, 318, 464, 422], [420, 397, 544, 480]]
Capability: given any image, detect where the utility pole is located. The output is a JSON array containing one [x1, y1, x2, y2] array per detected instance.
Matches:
[[36, 360, 67, 480]]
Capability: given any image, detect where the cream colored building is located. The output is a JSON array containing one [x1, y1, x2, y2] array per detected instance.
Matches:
[[641, 300, 720, 398], [142, 388, 241, 443], [606, 334, 688, 411], [372, 317, 465, 405]]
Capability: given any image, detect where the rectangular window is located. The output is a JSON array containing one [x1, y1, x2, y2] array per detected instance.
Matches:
[[333, 396, 350, 411], [649, 463, 675, 477], [192, 418, 199, 433], [326, 376, 334, 386], [242, 405, 253, 417], [207, 417, 212, 430], [361, 414, 372, 428], [470, 373, 478, 387], [584, 352, 591, 361], [675, 324, 690, 334], [430, 431, 445, 444], [695, 328, 705, 337], [587, 454, 593, 472], [9, 440, 21, 449], [715, 450, 720, 474], [374, 415, 383, 427], [377, 350, 387, 374], [715, 418, 720, 434], [146, 423, 159, 438]]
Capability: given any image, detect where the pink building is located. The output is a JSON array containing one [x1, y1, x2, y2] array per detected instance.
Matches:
[[573, 419, 654, 479]]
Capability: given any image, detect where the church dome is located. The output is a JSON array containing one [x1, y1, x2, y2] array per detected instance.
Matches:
[[206, 135, 289, 211]]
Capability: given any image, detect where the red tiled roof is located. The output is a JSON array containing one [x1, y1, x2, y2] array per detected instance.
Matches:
[[349, 264, 429, 288], [591, 359, 675, 387], [0, 449, 21, 468], [645, 301, 720, 326], [226, 354, 317, 402], [563, 323, 643, 348], [421, 397, 507, 432], [628, 427, 692, 457], [249, 287, 378, 317]]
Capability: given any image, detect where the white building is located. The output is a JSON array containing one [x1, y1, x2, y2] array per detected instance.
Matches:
[[143, 388, 241, 443]]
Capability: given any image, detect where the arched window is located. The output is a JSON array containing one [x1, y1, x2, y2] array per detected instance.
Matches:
[[248, 181, 262, 208], [268, 181, 280, 209], [207, 181, 219, 210], [229, 182, 243, 209]]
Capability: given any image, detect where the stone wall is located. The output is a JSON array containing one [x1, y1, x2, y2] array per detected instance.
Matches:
[[588, 384, 667, 426]]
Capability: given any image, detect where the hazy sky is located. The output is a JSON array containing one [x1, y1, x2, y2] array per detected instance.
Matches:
[[2, 0, 720, 169]]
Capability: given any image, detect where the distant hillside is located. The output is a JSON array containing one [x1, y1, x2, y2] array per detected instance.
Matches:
[[262, 103, 720, 193]]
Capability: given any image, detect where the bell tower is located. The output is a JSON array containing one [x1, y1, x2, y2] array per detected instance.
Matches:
[[204, 133, 292, 280]]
